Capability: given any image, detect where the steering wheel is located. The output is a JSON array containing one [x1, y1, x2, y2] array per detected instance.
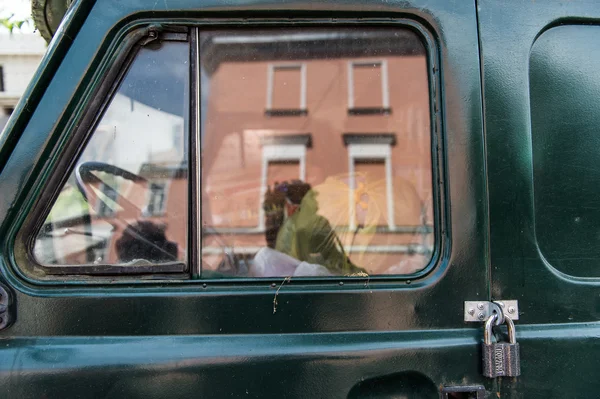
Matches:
[[75, 161, 181, 263], [75, 161, 147, 214]]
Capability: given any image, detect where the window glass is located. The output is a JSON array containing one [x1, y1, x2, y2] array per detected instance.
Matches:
[[34, 39, 189, 267], [530, 25, 600, 277], [354, 160, 387, 226], [201, 28, 433, 278], [267, 161, 300, 189], [271, 66, 303, 110], [351, 62, 384, 109]]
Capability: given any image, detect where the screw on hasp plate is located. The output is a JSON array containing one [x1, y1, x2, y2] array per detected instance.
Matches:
[[464, 300, 519, 322], [0, 283, 14, 330]]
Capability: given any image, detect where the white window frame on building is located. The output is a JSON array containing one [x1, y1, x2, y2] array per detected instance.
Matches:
[[343, 134, 396, 231], [347, 59, 391, 115], [265, 63, 307, 116], [258, 134, 312, 230]]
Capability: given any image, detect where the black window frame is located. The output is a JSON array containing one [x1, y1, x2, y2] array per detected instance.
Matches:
[[0, 65, 5, 92]]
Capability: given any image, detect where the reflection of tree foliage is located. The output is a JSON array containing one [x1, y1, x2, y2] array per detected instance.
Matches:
[[0, 14, 32, 34], [47, 185, 88, 223], [310, 173, 429, 270]]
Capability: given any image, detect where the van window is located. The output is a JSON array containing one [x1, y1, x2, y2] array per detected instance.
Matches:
[[30, 27, 434, 279], [530, 25, 600, 277], [200, 28, 434, 278], [33, 39, 189, 268]]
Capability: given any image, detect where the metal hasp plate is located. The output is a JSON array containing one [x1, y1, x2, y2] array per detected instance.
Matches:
[[464, 300, 519, 322], [0, 283, 13, 330]]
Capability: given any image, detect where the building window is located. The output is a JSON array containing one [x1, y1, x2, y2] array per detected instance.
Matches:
[[96, 182, 119, 218], [265, 64, 307, 116], [344, 134, 396, 231], [0, 66, 4, 92], [145, 182, 168, 216], [353, 159, 387, 227], [347, 60, 391, 115], [258, 134, 311, 230]]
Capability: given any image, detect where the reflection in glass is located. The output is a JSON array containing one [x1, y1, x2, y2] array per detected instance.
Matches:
[[201, 28, 434, 277], [34, 40, 189, 266]]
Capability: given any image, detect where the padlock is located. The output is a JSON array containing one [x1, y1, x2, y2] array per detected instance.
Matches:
[[482, 313, 521, 378]]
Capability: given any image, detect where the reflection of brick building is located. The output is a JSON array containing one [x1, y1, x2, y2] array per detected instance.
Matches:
[[201, 30, 434, 274], [35, 29, 434, 275]]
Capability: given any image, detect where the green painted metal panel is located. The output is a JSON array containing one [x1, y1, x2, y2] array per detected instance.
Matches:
[[0, 0, 492, 397], [530, 25, 600, 278], [479, 0, 600, 396]]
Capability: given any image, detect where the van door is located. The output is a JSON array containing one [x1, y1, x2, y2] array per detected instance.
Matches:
[[479, 0, 600, 396], [0, 1, 489, 397]]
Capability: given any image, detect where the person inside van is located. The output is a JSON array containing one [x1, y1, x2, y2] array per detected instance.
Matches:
[[115, 221, 178, 264], [252, 180, 366, 277]]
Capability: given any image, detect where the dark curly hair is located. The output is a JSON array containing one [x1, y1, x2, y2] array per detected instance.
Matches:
[[116, 221, 178, 263], [262, 180, 312, 248], [274, 180, 312, 205]]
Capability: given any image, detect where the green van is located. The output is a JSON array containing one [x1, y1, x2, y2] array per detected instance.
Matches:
[[1, 0, 599, 397]]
